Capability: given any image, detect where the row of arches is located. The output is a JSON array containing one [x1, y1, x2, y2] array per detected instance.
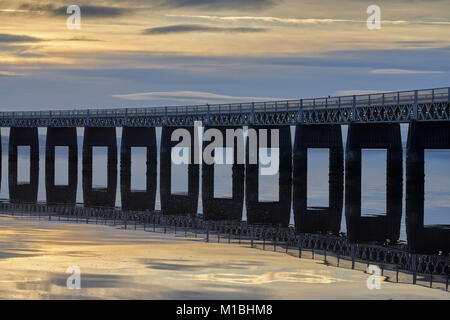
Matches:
[[4, 122, 450, 254]]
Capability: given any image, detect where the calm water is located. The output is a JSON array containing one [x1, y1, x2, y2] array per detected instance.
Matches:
[[1, 126, 449, 241]]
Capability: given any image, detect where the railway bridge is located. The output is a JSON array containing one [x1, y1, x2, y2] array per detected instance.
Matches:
[[1, 87, 449, 254]]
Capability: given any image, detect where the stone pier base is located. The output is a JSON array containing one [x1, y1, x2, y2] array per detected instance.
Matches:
[[293, 124, 344, 235], [345, 123, 403, 243], [45, 127, 78, 204], [9, 127, 39, 203], [245, 125, 292, 227], [406, 121, 450, 254], [202, 126, 244, 221], [120, 127, 157, 211], [160, 126, 199, 216]]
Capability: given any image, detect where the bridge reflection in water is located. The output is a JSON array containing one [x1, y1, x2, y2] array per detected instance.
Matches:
[[0, 87, 449, 255]]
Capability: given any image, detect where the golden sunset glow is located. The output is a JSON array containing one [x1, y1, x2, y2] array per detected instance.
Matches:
[[0, 0, 448, 108], [1, 1, 449, 62]]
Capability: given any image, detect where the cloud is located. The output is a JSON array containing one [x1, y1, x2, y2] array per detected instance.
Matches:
[[164, 14, 450, 27], [0, 8, 35, 13], [0, 71, 22, 77], [0, 34, 41, 43], [9, 0, 274, 18], [154, 0, 275, 10], [164, 14, 414, 26], [64, 37, 106, 42], [426, 21, 450, 25], [53, 5, 129, 18], [143, 24, 267, 35], [335, 90, 385, 96], [370, 69, 446, 75], [394, 40, 442, 48], [17, 3, 130, 18], [0, 33, 43, 57], [166, 14, 362, 25], [396, 41, 440, 45], [112, 91, 284, 104]]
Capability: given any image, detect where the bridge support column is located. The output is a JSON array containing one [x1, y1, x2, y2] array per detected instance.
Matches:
[[82, 127, 117, 207], [45, 127, 78, 204], [245, 125, 292, 227], [160, 126, 199, 216], [345, 123, 403, 243], [202, 126, 244, 221], [120, 127, 157, 211], [293, 124, 344, 235], [9, 127, 39, 203], [0, 132, 2, 190], [406, 121, 450, 254]]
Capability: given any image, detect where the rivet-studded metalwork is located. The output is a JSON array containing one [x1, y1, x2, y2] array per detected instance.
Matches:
[[1, 87, 448, 127]]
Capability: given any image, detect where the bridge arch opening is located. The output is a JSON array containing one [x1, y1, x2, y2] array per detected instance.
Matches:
[[361, 149, 387, 216], [17, 146, 30, 184], [54, 146, 69, 186], [424, 149, 450, 227], [258, 147, 279, 202], [92, 147, 108, 189], [171, 147, 189, 195], [130, 147, 147, 191], [306, 148, 330, 208], [213, 147, 233, 199]]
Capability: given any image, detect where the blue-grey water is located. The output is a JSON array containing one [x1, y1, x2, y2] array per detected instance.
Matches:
[[1, 125, 449, 241]]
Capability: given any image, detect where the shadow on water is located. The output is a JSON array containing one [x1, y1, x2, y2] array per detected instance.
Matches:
[[140, 258, 265, 271]]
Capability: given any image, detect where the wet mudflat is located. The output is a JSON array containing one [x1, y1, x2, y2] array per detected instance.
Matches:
[[0, 215, 448, 300]]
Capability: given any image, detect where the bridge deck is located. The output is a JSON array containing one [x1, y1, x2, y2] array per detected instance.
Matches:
[[1, 87, 449, 127]]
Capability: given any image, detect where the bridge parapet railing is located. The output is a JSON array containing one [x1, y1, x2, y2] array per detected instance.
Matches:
[[0, 87, 448, 122]]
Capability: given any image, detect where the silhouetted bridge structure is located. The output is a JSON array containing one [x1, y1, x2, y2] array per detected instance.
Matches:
[[2, 88, 449, 127], [0, 87, 449, 255]]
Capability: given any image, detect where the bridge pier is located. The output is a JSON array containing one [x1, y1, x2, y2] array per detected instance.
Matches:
[[245, 125, 292, 227], [120, 127, 157, 211], [345, 123, 403, 243], [160, 126, 199, 216], [45, 127, 78, 204], [293, 124, 344, 235], [82, 127, 117, 207], [9, 127, 39, 203], [202, 126, 244, 221], [406, 121, 450, 254]]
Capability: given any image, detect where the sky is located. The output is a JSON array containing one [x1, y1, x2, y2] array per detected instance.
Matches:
[[0, 0, 449, 110]]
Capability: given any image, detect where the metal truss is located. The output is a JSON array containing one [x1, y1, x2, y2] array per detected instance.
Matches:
[[0, 87, 448, 127]]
